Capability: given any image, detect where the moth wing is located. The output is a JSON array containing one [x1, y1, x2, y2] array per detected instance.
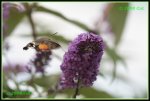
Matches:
[[34, 37, 60, 49], [48, 41, 60, 49]]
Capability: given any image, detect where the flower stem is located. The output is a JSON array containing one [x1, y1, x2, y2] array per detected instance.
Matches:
[[73, 77, 80, 98]]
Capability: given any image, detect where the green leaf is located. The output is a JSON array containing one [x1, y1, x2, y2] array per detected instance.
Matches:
[[105, 44, 127, 81], [20, 32, 71, 44], [60, 88, 74, 98], [105, 46, 126, 67], [3, 74, 8, 90], [33, 74, 60, 88], [99, 72, 105, 78], [39, 32, 71, 44], [61, 87, 113, 98], [35, 5, 95, 33], [80, 87, 113, 98], [107, 3, 129, 46], [4, 6, 25, 39]]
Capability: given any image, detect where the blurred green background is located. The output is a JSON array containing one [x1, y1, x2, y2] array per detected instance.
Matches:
[[2, 2, 148, 99]]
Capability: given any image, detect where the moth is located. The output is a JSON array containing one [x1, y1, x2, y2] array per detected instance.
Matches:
[[23, 34, 60, 51]]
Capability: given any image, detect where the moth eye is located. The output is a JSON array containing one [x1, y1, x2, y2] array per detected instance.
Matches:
[[29, 43, 34, 47]]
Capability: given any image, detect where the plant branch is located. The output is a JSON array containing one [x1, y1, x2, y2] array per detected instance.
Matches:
[[27, 7, 37, 40], [35, 6, 98, 34]]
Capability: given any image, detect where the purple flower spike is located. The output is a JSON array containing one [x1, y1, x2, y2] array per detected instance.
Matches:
[[60, 32, 104, 89], [3, 3, 25, 35], [3, 3, 25, 19], [3, 3, 11, 19], [31, 51, 52, 73]]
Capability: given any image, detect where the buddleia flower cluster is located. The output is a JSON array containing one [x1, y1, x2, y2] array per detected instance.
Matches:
[[60, 32, 104, 89]]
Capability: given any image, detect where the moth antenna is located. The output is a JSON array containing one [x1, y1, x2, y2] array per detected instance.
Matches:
[[49, 32, 57, 37], [53, 32, 57, 35]]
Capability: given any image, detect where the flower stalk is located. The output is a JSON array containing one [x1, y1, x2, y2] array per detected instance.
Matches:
[[73, 76, 80, 98]]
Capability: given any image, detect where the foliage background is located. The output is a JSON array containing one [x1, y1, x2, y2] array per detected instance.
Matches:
[[2, 2, 148, 99]]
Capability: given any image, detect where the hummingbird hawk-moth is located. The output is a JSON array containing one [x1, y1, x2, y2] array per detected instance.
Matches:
[[23, 37, 60, 51]]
